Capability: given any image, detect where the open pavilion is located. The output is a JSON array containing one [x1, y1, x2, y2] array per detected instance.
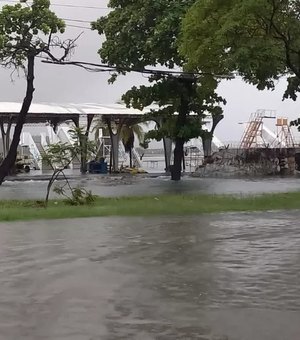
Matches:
[[0, 102, 173, 171]]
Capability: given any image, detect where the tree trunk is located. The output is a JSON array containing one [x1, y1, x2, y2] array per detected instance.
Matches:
[[171, 138, 184, 180], [163, 137, 172, 172], [171, 80, 189, 181], [202, 134, 213, 161], [0, 120, 12, 159], [0, 55, 35, 185], [202, 113, 223, 163], [6, 121, 12, 158], [109, 146, 112, 174], [110, 134, 119, 172], [80, 115, 94, 174], [0, 121, 7, 158], [106, 119, 121, 172], [80, 134, 88, 174], [129, 148, 132, 168]]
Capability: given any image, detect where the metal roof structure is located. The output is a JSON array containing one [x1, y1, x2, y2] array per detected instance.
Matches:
[[0, 102, 153, 124]]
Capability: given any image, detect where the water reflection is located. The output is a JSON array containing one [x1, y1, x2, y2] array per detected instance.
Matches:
[[0, 212, 299, 339]]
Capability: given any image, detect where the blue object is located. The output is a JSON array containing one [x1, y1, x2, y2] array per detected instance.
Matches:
[[88, 159, 108, 174]]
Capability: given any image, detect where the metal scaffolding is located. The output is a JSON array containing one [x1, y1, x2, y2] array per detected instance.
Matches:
[[239, 110, 276, 149], [273, 117, 295, 148]]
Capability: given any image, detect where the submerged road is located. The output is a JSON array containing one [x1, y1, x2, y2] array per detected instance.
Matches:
[[2, 175, 300, 200], [0, 211, 299, 339]]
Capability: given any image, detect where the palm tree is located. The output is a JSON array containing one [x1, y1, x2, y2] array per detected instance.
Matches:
[[120, 123, 144, 168], [92, 117, 145, 170]]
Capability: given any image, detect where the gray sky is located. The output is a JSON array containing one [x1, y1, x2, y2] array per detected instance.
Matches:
[[0, 0, 299, 142]]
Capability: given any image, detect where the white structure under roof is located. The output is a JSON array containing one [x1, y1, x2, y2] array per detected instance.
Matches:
[[0, 102, 225, 173]]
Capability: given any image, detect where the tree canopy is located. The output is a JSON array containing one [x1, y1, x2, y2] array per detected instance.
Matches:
[[123, 74, 224, 142], [0, 0, 65, 68], [92, 0, 194, 70], [92, 0, 225, 179], [0, 0, 66, 184], [180, 0, 300, 100]]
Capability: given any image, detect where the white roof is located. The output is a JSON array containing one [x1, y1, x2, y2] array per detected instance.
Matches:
[[0, 102, 154, 115]]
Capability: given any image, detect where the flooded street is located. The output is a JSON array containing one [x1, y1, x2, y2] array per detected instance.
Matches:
[[2, 175, 300, 200], [0, 211, 300, 339]]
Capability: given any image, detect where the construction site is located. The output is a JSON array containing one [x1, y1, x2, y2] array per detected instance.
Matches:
[[195, 109, 300, 177]]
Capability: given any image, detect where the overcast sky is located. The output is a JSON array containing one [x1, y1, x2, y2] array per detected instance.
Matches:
[[0, 0, 299, 142]]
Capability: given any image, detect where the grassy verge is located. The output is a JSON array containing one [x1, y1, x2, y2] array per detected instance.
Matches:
[[0, 192, 300, 222]]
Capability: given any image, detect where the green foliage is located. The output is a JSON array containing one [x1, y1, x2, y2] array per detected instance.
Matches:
[[180, 0, 300, 100], [290, 117, 300, 131], [2, 192, 300, 221], [92, 0, 225, 146], [120, 123, 144, 153], [145, 115, 205, 142], [0, 0, 65, 67], [0, 0, 71, 186], [68, 126, 97, 158], [43, 126, 98, 170], [122, 74, 225, 142], [139, 137, 150, 149], [92, 0, 195, 69], [92, 117, 145, 153], [43, 142, 76, 169], [43, 125, 97, 207], [53, 185, 96, 206]]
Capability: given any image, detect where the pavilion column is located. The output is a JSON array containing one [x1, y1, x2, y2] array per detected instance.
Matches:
[[110, 133, 120, 172], [80, 115, 94, 174], [152, 117, 173, 173], [50, 117, 61, 133], [0, 117, 13, 159], [0, 121, 7, 159], [163, 136, 172, 172], [105, 117, 125, 172]]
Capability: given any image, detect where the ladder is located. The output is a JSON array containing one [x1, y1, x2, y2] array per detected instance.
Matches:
[[240, 112, 264, 149], [276, 119, 295, 148]]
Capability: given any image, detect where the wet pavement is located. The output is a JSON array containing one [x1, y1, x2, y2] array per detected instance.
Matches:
[[2, 175, 300, 200], [0, 211, 300, 339]]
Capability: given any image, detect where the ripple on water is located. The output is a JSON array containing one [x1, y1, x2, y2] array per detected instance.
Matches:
[[0, 212, 299, 339]]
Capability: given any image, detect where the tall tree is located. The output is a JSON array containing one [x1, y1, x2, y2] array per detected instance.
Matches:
[[180, 0, 300, 100], [92, 0, 224, 180], [123, 74, 225, 175], [0, 0, 68, 184], [120, 123, 144, 168]]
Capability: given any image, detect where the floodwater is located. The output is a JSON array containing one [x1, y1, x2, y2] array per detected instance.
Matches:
[[0, 212, 300, 339], [1, 175, 300, 200]]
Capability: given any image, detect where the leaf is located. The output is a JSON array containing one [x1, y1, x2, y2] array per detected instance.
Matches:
[[92, 0, 225, 147], [0, 0, 66, 67], [181, 0, 300, 100]]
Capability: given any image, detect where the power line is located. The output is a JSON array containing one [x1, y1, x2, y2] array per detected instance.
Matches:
[[0, 0, 109, 10], [0, 2, 105, 29], [42, 59, 235, 80], [63, 18, 93, 24], [65, 24, 92, 30], [63, 18, 103, 30]]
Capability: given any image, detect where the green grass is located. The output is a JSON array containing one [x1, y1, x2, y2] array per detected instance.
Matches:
[[0, 192, 300, 222]]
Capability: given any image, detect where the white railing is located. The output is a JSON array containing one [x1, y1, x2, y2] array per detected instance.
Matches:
[[98, 137, 111, 159], [46, 125, 60, 144], [132, 148, 142, 168], [20, 132, 41, 170], [119, 142, 128, 164], [57, 126, 73, 145], [40, 133, 48, 150]]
